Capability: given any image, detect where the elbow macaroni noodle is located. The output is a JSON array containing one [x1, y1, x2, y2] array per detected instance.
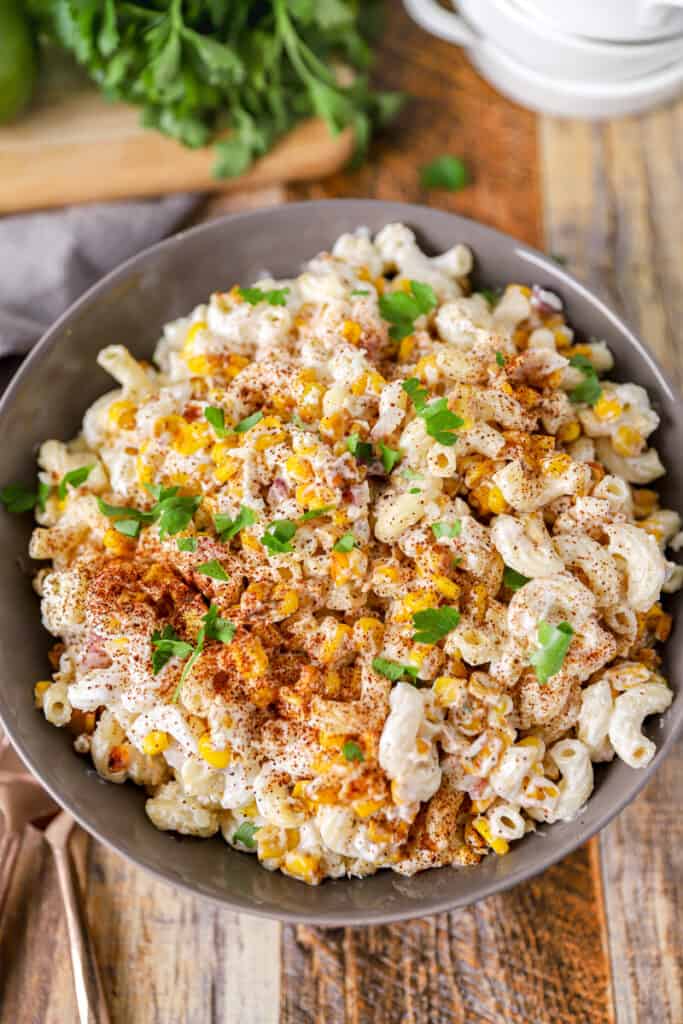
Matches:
[[18, 224, 679, 884]]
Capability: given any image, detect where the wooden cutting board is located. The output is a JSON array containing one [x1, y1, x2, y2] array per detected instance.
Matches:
[[0, 51, 353, 213]]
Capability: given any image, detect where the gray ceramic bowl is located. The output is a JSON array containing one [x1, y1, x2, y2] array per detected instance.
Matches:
[[0, 200, 680, 925]]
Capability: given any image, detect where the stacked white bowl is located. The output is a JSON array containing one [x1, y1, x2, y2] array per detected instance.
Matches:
[[404, 0, 683, 117]]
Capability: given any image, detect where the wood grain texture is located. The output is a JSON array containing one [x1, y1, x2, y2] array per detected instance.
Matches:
[[289, 4, 541, 246], [542, 104, 683, 1024], [0, 826, 281, 1024], [282, 845, 613, 1024]]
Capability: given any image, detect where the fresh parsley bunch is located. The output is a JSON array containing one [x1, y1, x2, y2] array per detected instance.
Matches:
[[28, 0, 402, 176]]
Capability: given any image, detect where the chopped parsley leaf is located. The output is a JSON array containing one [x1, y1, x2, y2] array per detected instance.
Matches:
[[380, 443, 402, 473], [113, 518, 142, 538], [0, 480, 50, 514], [402, 379, 464, 446], [420, 155, 469, 192], [204, 406, 228, 437], [480, 287, 502, 307], [161, 603, 236, 702], [238, 286, 289, 307], [299, 505, 335, 522], [568, 354, 602, 406], [350, 288, 370, 296], [379, 280, 437, 341], [58, 465, 95, 500], [530, 621, 574, 684], [372, 657, 419, 683], [99, 487, 202, 539], [333, 532, 356, 553], [234, 410, 264, 433], [342, 740, 364, 762], [233, 821, 260, 849], [432, 520, 461, 539], [496, 351, 506, 367], [412, 607, 460, 645], [347, 432, 373, 463], [261, 519, 297, 554], [177, 536, 198, 552], [151, 625, 193, 676], [196, 559, 229, 581], [503, 566, 530, 591], [215, 505, 257, 542]]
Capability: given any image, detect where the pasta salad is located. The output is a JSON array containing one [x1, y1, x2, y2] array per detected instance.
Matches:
[[10, 223, 681, 885]]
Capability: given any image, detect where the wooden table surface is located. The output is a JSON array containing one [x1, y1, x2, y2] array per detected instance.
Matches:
[[1, 6, 681, 1022]]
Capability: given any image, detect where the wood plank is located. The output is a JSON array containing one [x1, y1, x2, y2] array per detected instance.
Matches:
[[541, 102, 683, 1024], [0, 824, 281, 1024], [282, 846, 612, 1024], [282, 8, 613, 1023], [289, 4, 541, 246]]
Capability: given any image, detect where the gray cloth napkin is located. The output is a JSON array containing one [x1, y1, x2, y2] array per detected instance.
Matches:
[[0, 194, 199, 358]]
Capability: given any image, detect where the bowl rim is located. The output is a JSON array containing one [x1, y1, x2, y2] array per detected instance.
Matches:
[[0, 198, 681, 925]]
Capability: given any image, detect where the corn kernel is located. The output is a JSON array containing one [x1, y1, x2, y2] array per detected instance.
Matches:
[[398, 590, 439, 620], [472, 816, 509, 855], [198, 733, 232, 769], [34, 680, 52, 708], [320, 623, 353, 664], [353, 617, 384, 646], [108, 400, 137, 430], [487, 485, 507, 514], [285, 455, 313, 482], [353, 798, 385, 819], [433, 676, 462, 706], [103, 527, 135, 554], [319, 732, 344, 750], [143, 730, 170, 756], [182, 320, 207, 354], [283, 851, 320, 884], [594, 396, 623, 422], [415, 354, 437, 379], [612, 425, 643, 458], [136, 456, 154, 486], [295, 482, 336, 508], [343, 320, 362, 345], [633, 488, 658, 518], [317, 411, 344, 440], [432, 575, 460, 600], [174, 421, 210, 456], [544, 453, 572, 477], [375, 564, 400, 582], [232, 636, 269, 681], [464, 458, 494, 489], [214, 456, 240, 483], [398, 336, 415, 362], [257, 826, 286, 862], [558, 420, 581, 443], [278, 589, 299, 616], [254, 430, 287, 452]]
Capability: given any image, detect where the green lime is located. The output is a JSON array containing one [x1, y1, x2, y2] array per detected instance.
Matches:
[[0, 1, 38, 124]]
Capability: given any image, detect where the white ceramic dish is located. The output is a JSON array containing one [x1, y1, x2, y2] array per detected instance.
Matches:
[[403, 0, 683, 118], [458, 0, 683, 83], [471, 41, 683, 118], [516, 0, 683, 43]]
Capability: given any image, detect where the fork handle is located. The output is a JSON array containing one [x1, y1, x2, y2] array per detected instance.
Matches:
[[51, 842, 111, 1024], [0, 830, 22, 921]]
